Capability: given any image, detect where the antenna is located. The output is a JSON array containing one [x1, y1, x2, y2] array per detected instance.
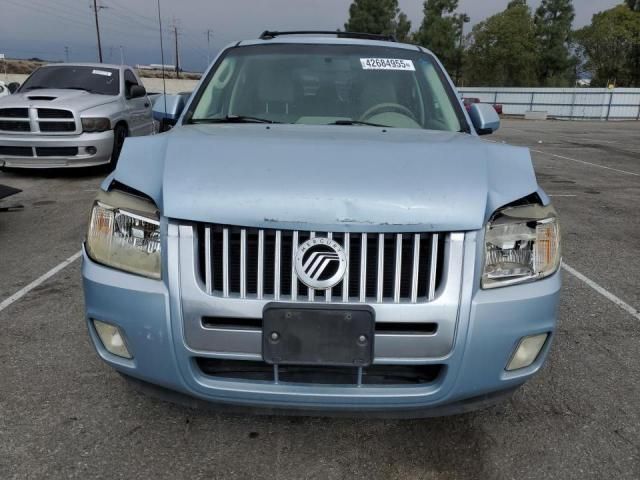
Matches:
[[157, 0, 167, 119]]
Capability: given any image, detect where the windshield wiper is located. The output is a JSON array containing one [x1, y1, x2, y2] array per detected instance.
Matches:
[[328, 120, 391, 128], [190, 115, 281, 124], [23, 86, 49, 91], [66, 86, 103, 94]]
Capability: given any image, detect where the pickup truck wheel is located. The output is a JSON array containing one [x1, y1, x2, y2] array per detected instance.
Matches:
[[109, 125, 128, 170]]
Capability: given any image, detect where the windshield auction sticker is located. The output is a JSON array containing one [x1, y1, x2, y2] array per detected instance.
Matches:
[[92, 69, 112, 77], [360, 58, 415, 71]]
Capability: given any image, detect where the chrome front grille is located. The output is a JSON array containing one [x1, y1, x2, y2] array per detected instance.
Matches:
[[0, 108, 77, 133], [196, 225, 446, 304]]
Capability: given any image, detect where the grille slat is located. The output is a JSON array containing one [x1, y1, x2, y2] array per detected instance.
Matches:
[[197, 225, 446, 304], [240, 229, 247, 298], [394, 234, 402, 303], [222, 228, 229, 297], [274, 231, 282, 300], [429, 234, 439, 301], [290, 231, 298, 301], [411, 234, 421, 302], [342, 233, 350, 302], [204, 227, 212, 294], [377, 234, 385, 303]]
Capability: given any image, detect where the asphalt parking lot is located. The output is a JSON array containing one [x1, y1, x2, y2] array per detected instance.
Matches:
[[0, 119, 638, 479]]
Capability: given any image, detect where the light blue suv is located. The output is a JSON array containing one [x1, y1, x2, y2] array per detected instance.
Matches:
[[82, 31, 561, 416]]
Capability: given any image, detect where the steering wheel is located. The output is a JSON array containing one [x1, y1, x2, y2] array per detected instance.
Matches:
[[360, 102, 418, 123]]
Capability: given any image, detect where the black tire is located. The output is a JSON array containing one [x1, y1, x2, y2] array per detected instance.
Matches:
[[109, 124, 128, 170]]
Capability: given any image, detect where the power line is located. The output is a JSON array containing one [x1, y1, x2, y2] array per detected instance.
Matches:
[[3, 0, 94, 33]]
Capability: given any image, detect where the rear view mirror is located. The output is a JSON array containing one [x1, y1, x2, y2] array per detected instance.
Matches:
[[152, 93, 189, 132], [7, 82, 20, 94], [469, 103, 500, 135]]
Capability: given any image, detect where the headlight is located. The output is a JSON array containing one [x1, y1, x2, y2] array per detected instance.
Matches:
[[81, 117, 111, 132], [86, 189, 161, 279], [482, 203, 560, 289]]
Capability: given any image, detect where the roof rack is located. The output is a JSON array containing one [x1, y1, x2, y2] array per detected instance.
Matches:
[[259, 30, 397, 42]]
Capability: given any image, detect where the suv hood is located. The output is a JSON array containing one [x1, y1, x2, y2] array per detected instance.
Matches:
[[0, 89, 116, 112], [113, 124, 540, 232]]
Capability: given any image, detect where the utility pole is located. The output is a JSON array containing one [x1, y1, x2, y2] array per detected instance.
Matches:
[[64, 46, 70, 62], [91, 0, 106, 63], [455, 14, 470, 86], [119, 45, 124, 65], [172, 22, 180, 78], [206, 29, 212, 66]]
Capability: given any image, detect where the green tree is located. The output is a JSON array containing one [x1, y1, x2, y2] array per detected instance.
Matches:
[[344, 0, 411, 40], [415, 0, 468, 73], [626, 0, 640, 12], [534, 0, 576, 86], [395, 12, 412, 42], [466, 2, 538, 86], [575, 5, 640, 87]]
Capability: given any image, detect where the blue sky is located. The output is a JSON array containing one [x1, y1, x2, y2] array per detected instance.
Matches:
[[0, 0, 619, 72]]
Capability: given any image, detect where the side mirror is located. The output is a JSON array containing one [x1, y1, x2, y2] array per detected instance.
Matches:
[[152, 93, 188, 132], [469, 103, 500, 135], [129, 85, 147, 99], [7, 82, 20, 94]]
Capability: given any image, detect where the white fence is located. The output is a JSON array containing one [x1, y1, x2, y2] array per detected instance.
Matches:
[[459, 87, 640, 121]]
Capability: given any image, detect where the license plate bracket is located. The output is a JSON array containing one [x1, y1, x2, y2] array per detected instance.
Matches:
[[262, 303, 375, 367]]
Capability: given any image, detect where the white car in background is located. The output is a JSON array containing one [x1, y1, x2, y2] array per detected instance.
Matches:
[[0, 63, 154, 169]]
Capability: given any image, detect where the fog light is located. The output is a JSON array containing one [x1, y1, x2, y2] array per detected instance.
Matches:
[[506, 333, 548, 371], [93, 319, 132, 359], [85, 146, 97, 155]]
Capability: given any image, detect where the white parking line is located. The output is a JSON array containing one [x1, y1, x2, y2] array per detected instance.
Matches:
[[1, 251, 638, 324], [548, 194, 577, 197], [563, 263, 640, 321], [531, 149, 640, 177], [0, 250, 82, 314]]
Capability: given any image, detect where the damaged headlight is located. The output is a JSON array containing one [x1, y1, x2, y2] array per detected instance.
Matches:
[[86, 189, 161, 279], [482, 202, 560, 289]]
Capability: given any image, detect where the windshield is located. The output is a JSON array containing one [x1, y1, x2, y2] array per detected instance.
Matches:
[[20, 66, 120, 95], [187, 44, 467, 132]]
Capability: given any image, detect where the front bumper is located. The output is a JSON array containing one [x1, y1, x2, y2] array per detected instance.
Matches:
[[0, 130, 113, 168], [81, 226, 561, 415]]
